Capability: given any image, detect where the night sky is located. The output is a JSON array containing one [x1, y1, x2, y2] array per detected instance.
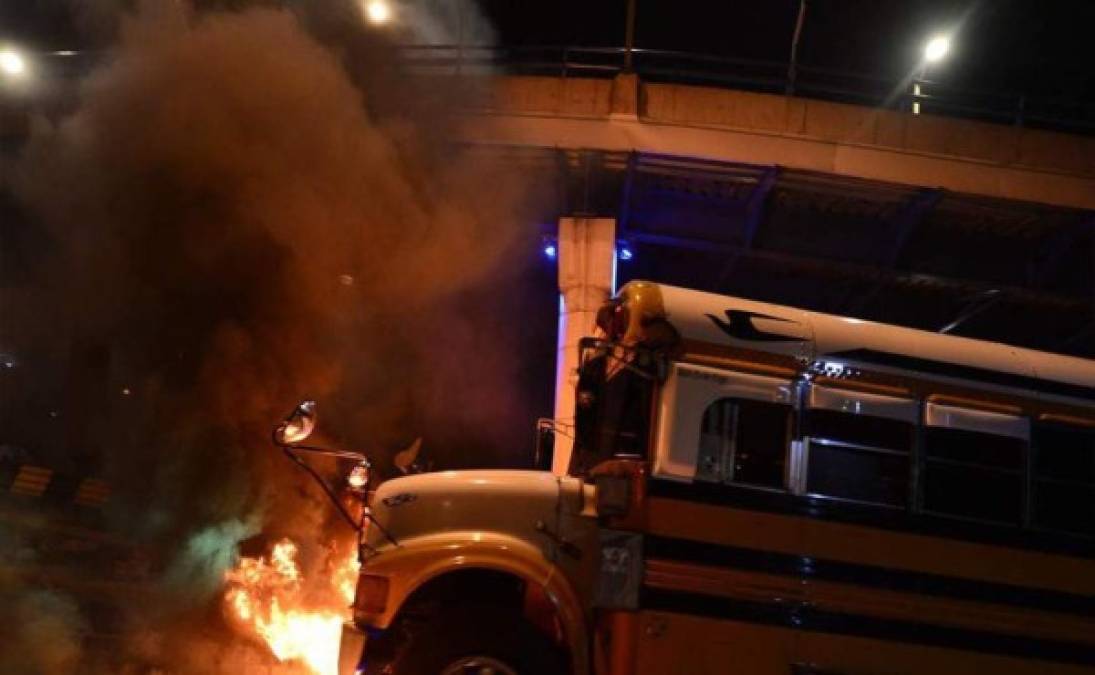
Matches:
[[1, 1, 1093, 102], [478, 0, 1095, 100]]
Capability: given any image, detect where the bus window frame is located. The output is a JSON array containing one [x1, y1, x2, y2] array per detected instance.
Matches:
[[698, 396, 794, 491], [650, 358, 1095, 547], [924, 402, 1031, 441], [653, 362, 793, 484], [807, 384, 919, 425], [798, 384, 917, 509], [921, 403, 1030, 527]]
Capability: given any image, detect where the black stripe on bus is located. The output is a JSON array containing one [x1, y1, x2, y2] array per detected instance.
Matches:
[[648, 479, 1095, 558], [645, 535, 1095, 618], [826, 348, 1095, 401], [642, 587, 1095, 666]]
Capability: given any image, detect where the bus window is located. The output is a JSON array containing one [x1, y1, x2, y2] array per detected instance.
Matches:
[[1032, 423, 1095, 536], [653, 363, 792, 483], [803, 386, 916, 508], [923, 403, 1028, 525], [699, 398, 791, 489]]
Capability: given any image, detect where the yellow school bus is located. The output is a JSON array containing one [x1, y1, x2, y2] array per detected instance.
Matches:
[[336, 280, 1095, 675]]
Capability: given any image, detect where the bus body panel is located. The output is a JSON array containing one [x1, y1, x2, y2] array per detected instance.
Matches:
[[613, 282, 1095, 674], [628, 281, 1095, 408], [633, 612, 1095, 675]]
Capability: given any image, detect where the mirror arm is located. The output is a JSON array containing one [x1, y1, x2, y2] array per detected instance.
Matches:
[[579, 338, 662, 382], [281, 447, 401, 548], [283, 442, 368, 462], [357, 528, 380, 558], [282, 447, 363, 532], [362, 510, 399, 548], [356, 512, 374, 559]]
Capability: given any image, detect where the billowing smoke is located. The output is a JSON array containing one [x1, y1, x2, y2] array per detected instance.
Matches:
[[1, 0, 547, 670], [0, 526, 87, 673], [0, 590, 88, 673]]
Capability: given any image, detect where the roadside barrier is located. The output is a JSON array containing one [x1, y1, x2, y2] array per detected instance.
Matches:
[[1, 462, 110, 508]]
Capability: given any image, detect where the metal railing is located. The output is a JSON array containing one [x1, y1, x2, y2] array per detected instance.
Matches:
[[4, 45, 1092, 136], [400, 44, 1095, 136]]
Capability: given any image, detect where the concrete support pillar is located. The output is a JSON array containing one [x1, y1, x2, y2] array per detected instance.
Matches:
[[552, 216, 616, 476]]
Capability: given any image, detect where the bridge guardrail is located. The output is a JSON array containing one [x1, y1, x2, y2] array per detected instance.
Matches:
[[400, 44, 1095, 136], [2, 46, 1092, 137]]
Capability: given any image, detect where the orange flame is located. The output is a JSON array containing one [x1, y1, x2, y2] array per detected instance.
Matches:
[[224, 538, 360, 675]]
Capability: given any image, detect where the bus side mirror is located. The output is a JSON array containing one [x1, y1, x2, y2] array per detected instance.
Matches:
[[274, 400, 317, 446]]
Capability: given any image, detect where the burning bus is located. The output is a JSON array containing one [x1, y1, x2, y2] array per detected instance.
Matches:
[[278, 280, 1095, 675]]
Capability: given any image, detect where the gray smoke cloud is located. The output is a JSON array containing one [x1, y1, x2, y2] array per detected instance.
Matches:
[[1, 0, 546, 670], [0, 525, 87, 675], [0, 590, 88, 674]]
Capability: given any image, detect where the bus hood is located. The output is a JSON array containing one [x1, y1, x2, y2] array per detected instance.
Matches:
[[365, 470, 586, 553]]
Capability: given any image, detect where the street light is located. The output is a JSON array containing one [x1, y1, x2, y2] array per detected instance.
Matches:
[[913, 34, 952, 114], [923, 35, 951, 63], [364, 0, 392, 25], [0, 48, 26, 78]]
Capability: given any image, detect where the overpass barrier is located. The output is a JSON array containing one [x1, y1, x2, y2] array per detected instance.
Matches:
[[401, 45, 1095, 136]]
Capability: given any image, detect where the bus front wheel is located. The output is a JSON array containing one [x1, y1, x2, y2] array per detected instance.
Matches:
[[392, 605, 566, 675]]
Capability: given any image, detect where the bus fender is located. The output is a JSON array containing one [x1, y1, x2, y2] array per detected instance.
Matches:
[[354, 531, 589, 675]]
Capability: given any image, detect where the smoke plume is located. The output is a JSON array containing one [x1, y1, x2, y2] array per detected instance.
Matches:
[[1, 0, 545, 670]]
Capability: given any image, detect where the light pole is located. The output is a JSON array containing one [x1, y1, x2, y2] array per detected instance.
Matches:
[[623, 0, 637, 72], [913, 34, 950, 114], [786, 0, 807, 95]]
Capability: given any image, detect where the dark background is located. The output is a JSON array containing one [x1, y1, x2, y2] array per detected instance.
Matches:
[[476, 0, 1094, 101], [3, 1, 1094, 101]]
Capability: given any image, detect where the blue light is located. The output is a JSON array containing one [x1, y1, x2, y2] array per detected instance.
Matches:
[[543, 243, 557, 259], [618, 247, 634, 261]]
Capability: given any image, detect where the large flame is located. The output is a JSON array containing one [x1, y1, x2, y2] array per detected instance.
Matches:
[[224, 538, 360, 675]]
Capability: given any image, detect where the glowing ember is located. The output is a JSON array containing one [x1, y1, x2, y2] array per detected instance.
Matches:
[[224, 538, 360, 675]]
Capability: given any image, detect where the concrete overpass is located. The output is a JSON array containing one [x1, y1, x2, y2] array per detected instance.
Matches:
[[459, 74, 1095, 211], [444, 74, 1094, 355]]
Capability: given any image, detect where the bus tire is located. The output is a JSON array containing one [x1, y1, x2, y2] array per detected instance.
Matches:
[[394, 605, 567, 675]]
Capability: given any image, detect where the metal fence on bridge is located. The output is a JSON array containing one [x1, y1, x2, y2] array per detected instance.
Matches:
[[2, 46, 1092, 136], [400, 44, 1095, 136]]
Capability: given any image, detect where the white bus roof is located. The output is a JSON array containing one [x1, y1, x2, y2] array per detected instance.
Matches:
[[619, 281, 1095, 407]]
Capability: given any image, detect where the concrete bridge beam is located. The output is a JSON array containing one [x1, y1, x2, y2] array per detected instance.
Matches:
[[460, 75, 1095, 211]]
